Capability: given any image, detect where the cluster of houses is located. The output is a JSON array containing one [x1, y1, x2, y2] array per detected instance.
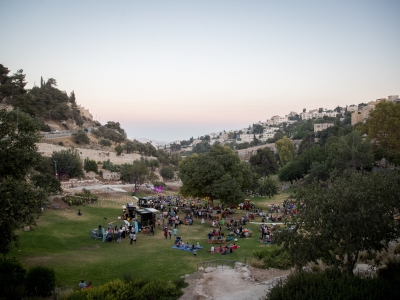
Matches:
[[163, 95, 399, 151]]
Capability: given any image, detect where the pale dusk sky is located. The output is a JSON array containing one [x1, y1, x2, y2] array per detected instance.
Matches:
[[1, 0, 399, 141]]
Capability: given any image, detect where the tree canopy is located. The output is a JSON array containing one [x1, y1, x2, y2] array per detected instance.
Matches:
[[249, 147, 279, 177], [179, 145, 254, 205], [275, 136, 296, 166], [366, 101, 400, 165], [120, 159, 156, 191], [51, 148, 84, 178], [276, 171, 400, 274], [0, 109, 51, 256]]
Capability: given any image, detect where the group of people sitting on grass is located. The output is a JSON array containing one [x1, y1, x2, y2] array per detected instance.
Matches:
[[209, 244, 239, 254], [258, 223, 276, 243], [174, 237, 202, 249]]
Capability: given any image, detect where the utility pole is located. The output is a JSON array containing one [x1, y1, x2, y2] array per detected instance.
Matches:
[[16, 107, 19, 132], [53, 160, 58, 178]]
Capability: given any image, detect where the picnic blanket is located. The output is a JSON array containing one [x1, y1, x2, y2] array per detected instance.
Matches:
[[171, 245, 204, 252]]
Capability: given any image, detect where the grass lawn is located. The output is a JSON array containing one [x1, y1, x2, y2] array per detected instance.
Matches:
[[10, 190, 292, 289]]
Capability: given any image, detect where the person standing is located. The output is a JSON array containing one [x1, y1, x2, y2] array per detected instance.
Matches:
[[164, 228, 168, 239], [173, 228, 178, 239], [168, 228, 172, 239], [121, 225, 126, 238], [116, 228, 122, 243], [211, 245, 215, 254], [193, 249, 197, 258], [150, 225, 154, 236], [132, 233, 137, 244], [129, 231, 134, 244]]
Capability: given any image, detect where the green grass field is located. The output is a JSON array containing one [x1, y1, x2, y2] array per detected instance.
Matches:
[[10, 191, 291, 289]]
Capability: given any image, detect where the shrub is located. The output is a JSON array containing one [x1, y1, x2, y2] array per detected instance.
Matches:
[[115, 144, 123, 156], [378, 258, 400, 281], [99, 138, 112, 147], [66, 277, 184, 300], [58, 141, 64, 146], [252, 247, 292, 269], [0, 259, 26, 299], [265, 269, 400, 300], [64, 189, 98, 205], [25, 266, 56, 297], [152, 181, 167, 188], [248, 257, 265, 268], [72, 130, 90, 144], [83, 158, 98, 173]]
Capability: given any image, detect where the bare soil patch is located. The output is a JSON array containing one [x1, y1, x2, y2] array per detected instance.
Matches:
[[179, 265, 289, 300]]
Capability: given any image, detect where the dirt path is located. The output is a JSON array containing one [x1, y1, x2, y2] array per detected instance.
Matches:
[[179, 264, 289, 300]]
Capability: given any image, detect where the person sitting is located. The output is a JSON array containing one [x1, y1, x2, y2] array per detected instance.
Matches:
[[79, 280, 86, 289], [221, 247, 229, 255], [78, 209, 82, 216]]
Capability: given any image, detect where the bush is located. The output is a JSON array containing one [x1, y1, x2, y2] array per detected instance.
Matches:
[[41, 123, 51, 132], [252, 247, 292, 269], [72, 130, 89, 144], [83, 158, 98, 173], [378, 258, 400, 281], [25, 266, 56, 297], [115, 144, 123, 156], [265, 269, 400, 300], [0, 259, 26, 299], [160, 166, 175, 181], [152, 181, 167, 188], [66, 277, 183, 300], [99, 138, 112, 147], [64, 189, 98, 205]]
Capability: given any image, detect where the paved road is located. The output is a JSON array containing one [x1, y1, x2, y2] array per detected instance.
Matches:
[[66, 184, 136, 192]]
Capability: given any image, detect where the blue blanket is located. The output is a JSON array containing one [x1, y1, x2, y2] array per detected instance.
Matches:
[[171, 245, 204, 252]]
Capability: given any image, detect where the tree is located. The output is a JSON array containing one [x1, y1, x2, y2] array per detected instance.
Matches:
[[120, 160, 150, 191], [179, 145, 255, 206], [160, 166, 175, 181], [276, 171, 400, 274], [99, 138, 112, 147], [0, 65, 27, 102], [51, 148, 84, 178], [72, 130, 90, 144], [249, 147, 279, 178], [115, 144, 123, 156], [84, 158, 98, 173], [69, 90, 76, 104], [124, 140, 136, 153], [192, 141, 211, 154], [170, 152, 182, 166], [170, 143, 181, 152], [367, 101, 400, 165], [0, 109, 49, 256], [331, 131, 374, 172], [253, 124, 264, 134], [257, 177, 279, 198], [30, 173, 62, 195], [273, 131, 285, 142], [275, 136, 296, 166]]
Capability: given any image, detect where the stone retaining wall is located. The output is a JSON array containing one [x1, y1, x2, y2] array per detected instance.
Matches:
[[37, 143, 150, 164]]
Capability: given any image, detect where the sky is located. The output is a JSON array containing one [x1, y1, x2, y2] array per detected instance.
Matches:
[[1, 0, 399, 142]]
